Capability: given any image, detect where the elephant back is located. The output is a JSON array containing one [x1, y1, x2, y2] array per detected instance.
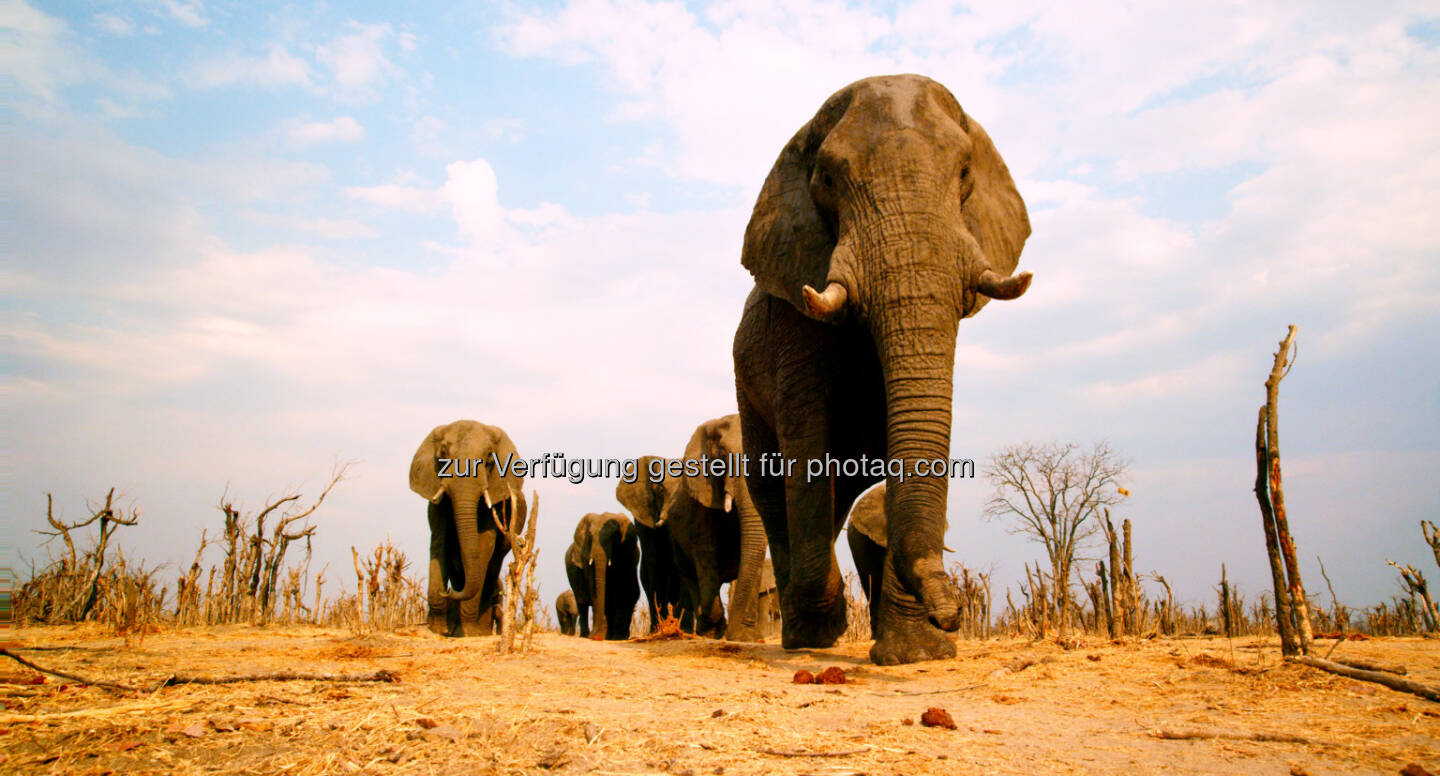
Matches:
[[847, 484, 887, 548]]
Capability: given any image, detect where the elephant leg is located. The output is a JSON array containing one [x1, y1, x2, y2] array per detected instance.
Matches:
[[739, 405, 791, 615], [685, 509, 725, 638], [565, 560, 591, 638], [847, 529, 884, 640], [426, 502, 452, 636], [774, 417, 846, 649], [736, 294, 845, 648], [477, 534, 509, 635], [457, 529, 498, 637], [871, 539, 957, 664]]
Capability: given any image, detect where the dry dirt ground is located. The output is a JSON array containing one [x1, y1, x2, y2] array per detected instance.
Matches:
[[2, 626, 1436, 775]]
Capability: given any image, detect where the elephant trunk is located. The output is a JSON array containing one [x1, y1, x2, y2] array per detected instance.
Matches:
[[445, 495, 486, 601], [867, 259, 964, 633], [591, 536, 609, 637], [725, 487, 767, 641]]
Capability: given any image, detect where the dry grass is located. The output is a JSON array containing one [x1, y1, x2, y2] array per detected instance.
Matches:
[[3, 628, 1436, 775]]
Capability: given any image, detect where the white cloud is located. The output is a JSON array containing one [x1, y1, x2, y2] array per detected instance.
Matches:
[[286, 115, 366, 145], [345, 181, 440, 213], [191, 44, 313, 89], [93, 12, 135, 36], [315, 21, 399, 100], [441, 159, 504, 246], [149, 0, 207, 28], [2, 1, 105, 104]]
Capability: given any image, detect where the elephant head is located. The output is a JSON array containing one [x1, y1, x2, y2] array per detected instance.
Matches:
[[663, 414, 768, 640], [615, 455, 670, 530], [741, 75, 1030, 638], [679, 417, 743, 516], [409, 421, 526, 605]]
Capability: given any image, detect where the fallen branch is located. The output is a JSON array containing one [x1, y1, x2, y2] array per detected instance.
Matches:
[[758, 747, 868, 758], [1, 648, 145, 694], [2, 648, 400, 694], [1290, 655, 1438, 702], [1330, 657, 1406, 676], [1150, 728, 1310, 744], [890, 683, 986, 696], [159, 669, 400, 687]]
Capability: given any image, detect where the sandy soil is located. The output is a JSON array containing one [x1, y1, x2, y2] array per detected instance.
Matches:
[[2, 627, 1436, 775]]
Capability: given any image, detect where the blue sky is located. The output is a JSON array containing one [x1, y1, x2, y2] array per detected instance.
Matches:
[[5, 0, 1438, 622]]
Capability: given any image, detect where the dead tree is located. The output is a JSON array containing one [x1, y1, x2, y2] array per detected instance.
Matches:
[[1097, 560, 1116, 638], [1150, 571, 1175, 635], [1253, 325, 1312, 655], [986, 441, 1128, 638], [1423, 520, 1440, 572], [1218, 564, 1236, 638], [37, 489, 140, 621], [498, 491, 540, 655], [1387, 560, 1438, 632], [1317, 556, 1348, 636]]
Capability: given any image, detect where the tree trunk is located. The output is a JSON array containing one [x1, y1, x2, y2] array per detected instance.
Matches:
[[1255, 405, 1299, 653], [1262, 325, 1313, 653]]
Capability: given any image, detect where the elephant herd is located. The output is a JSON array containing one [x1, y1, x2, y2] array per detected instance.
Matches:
[[407, 74, 1033, 665]]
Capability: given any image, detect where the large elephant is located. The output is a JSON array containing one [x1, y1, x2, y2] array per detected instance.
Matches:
[[565, 512, 641, 640], [409, 420, 526, 637], [732, 74, 1033, 664], [556, 590, 578, 636], [615, 456, 694, 632], [659, 414, 768, 641]]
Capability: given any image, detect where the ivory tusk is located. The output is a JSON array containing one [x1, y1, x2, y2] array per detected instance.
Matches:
[[801, 281, 848, 317], [976, 269, 1032, 300]]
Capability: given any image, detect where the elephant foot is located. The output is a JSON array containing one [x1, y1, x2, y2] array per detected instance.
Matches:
[[427, 613, 450, 636], [589, 632, 604, 641], [780, 567, 847, 649], [868, 550, 959, 665], [780, 594, 846, 649], [725, 623, 763, 643], [869, 620, 956, 665]]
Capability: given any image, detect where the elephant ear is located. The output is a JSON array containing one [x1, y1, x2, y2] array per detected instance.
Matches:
[[483, 426, 524, 510], [409, 425, 446, 503], [571, 516, 595, 565], [616, 456, 663, 528], [740, 86, 855, 318], [683, 420, 726, 510], [957, 112, 1031, 318], [848, 485, 888, 548]]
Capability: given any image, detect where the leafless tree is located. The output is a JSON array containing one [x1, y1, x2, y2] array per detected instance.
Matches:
[[985, 441, 1128, 638]]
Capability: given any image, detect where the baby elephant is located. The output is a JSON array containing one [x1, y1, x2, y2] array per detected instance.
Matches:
[[565, 512, 641, 640], [556, 590, 579, 636], [845, 484, 954, 640]]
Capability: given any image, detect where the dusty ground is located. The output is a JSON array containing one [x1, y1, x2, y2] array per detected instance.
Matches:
[[2, 626, 1436, 775]]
